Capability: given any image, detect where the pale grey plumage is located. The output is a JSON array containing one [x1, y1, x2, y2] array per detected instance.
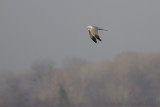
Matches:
[[87, 25, 108, 43]]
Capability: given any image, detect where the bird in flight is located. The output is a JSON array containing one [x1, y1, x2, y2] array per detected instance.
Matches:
[[87, 25, 108, 43]]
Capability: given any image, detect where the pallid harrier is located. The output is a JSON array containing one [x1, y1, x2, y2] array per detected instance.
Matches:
[[87, 25, 108, 43]]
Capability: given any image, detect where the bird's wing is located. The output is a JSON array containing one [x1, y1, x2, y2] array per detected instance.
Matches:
[[89, 27, 96, 36], [90, 36, 97, 43], [95, 34, 101, 41], [91, 27, 101, 41], [88, 30, 97, 43]]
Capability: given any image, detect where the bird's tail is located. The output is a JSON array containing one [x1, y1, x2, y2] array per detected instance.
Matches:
[[98, 28, 108, 31]]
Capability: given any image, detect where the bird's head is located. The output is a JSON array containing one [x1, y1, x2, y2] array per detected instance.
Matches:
[[87, 25, 92, 30]]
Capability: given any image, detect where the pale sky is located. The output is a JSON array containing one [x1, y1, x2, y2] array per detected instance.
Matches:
[[0, 0, 160, 71]]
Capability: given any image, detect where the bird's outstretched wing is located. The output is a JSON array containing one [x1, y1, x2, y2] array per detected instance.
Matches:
[[95, 34, 101, 41], [90, 36, 97, 43], [88, 30, 97, 43]]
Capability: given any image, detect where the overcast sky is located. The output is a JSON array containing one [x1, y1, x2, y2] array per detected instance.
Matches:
[[0, 0, 160, 71]]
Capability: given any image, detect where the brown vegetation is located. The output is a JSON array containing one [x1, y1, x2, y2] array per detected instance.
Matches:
[[0, 52, 160, 107]]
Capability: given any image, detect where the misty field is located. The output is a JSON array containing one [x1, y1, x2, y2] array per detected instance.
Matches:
[[0, 52, 160, 107]]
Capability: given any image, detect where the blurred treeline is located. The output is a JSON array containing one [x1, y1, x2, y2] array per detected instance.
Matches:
[[0, 52, 160, 107]]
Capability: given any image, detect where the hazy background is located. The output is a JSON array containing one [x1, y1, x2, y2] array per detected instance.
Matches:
[[1, 1, 160, 107], [0, 0, 160, 71], [0, 52, 160, 107]]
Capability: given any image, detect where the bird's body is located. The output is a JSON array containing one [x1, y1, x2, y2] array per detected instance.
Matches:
[[87, 25, 108, 43]]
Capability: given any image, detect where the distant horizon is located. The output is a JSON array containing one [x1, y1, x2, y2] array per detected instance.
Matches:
[[1, 51, 159, 72]]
